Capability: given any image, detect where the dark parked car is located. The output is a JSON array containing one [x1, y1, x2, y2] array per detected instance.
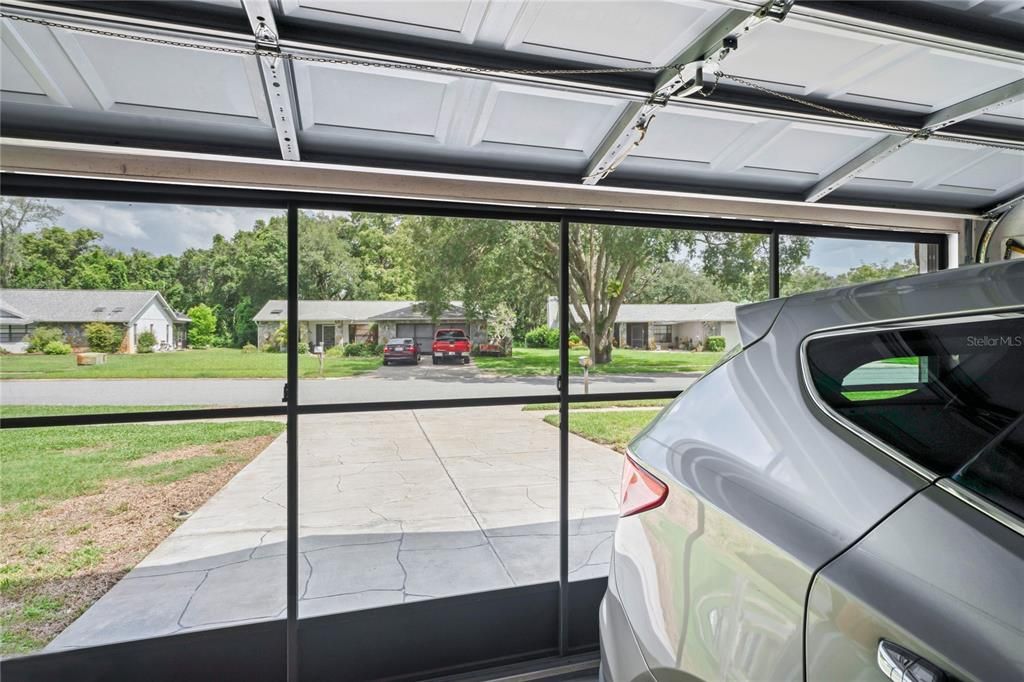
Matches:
[[432, 328, 471, 364], [601, 260, 1024, 682], [382, 337, 419, 366]]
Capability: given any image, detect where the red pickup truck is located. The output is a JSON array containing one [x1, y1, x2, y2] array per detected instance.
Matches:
[[431, 328, 471, 365]]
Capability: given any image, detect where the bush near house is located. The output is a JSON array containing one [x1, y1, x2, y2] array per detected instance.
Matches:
[[341, 341, 382, 357], [524, 325, 560, 349], [25, 326, 65, 353], [186, 304, 217, 348], [705, 335, 726, 352], [84, 322, 123, 353], [241, 343, 257, 353], [42, 341, 72, 355], [136, 331, 158, 353]]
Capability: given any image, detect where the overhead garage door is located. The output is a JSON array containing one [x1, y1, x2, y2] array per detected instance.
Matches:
[[397, 324, 435, 354]]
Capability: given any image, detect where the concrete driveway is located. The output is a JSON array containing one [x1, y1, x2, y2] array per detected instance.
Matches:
[[48, 405, 624, 649], [2, 361, 699, 406]]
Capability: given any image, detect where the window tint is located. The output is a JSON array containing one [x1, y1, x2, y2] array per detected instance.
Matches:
[[806, 315, 1023, 517], [435, 330, 467, 341]]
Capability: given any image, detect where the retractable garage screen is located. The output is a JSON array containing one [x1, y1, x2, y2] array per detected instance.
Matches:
[[0, 2, 1022, 682]]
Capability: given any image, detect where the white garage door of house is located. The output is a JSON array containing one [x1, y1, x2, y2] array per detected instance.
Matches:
[[396, 324, 435, 354]]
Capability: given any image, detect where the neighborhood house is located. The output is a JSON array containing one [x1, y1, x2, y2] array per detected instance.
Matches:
[[0, 288, 190, 353], [253, 300, 485, 352], [546, 297, 739, 350]]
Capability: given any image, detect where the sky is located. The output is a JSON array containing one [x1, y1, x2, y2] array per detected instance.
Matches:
[[45, 199, 281, 255], [27, 198, 917, 274]]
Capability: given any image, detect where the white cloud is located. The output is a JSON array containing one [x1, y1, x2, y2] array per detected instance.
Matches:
[[44, 199, 281, 255]]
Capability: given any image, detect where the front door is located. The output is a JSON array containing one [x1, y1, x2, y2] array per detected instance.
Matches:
[[627, 323, 647, 349], [316, 324, 336, 349]]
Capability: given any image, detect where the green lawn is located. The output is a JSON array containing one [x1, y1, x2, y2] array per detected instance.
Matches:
[[841, 389, 917, 402], [1, 420, 284, 505], [475, 348, 722, 377], [1, 405, 201, 419], [523, 398, 672, 411], [0, 418, 285, 655], [0, 349, 380, 380], [544, 409, 660, 453]]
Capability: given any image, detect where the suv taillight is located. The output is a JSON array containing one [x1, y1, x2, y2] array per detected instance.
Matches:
[[619, 451, 667, 517]]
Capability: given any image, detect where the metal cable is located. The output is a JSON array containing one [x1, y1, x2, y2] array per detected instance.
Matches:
[[2, 11, 1022, 152]]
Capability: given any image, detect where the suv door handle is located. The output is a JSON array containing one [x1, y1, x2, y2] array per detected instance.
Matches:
[[878, 640, 948, 682]]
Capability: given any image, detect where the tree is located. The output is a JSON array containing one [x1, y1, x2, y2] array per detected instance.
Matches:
[[0, 197, 62, 287], [186, 304, 217, 348], [780, 265, 835, 296], [403, 219, 683, 364], [628, 260, 725, 304], [12, 226, 104, 289], [487, 303, 516, 354], [681, 232, 811, 302], [297, 212, 360, 300]]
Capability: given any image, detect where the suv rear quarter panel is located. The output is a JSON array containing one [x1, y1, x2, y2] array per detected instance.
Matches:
[[617, 336, 924, 679]]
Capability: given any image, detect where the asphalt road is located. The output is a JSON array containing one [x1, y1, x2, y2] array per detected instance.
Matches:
[[0, 362, 699, 406]]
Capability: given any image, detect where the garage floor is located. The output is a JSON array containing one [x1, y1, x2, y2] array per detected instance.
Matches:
[[48, 406, 623, 649]]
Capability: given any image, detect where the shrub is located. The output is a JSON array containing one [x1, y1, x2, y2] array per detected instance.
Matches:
[[341, 342, 380, 357], [42, 341, 72, 355], [137, 331, 158, 353], [261, 344, 280, 353], [85, 322, 123, 353], [187, 304, 217, 348], [325, 345, 345, 357], [524, 325, 560, 349], [568, 332, 583, 347], [705, 335, 726, 352], [241, 343, 257, 353], [26, 326, 65, 353], [272, 322, 288, 351]]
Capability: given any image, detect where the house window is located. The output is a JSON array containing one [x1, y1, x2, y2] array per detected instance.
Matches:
[[652, 325, 673, 343], [0, 325, 30, 342]]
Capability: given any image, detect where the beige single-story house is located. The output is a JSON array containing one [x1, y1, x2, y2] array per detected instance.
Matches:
[[0, 288, 190, 353], [252, 300, 486, 352], [546, 296, 739, 350]]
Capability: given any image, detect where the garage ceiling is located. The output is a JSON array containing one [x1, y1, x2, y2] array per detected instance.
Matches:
[[1, 0, 1022, 215]]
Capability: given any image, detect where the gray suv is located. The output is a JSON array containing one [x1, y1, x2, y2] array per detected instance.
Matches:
[[601, 260, 1023, 682]]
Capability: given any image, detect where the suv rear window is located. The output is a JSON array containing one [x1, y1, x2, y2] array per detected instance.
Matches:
[[805, 314, 1024, 518]]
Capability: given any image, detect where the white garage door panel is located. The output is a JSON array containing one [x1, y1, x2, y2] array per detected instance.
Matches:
[[742, 124, 882, 176], [841, 49, 1024, 113], [509, 0, 728, 66], [297, 64, 457, 139], [478, 85, 622, 152], [630, 109, 758, 164], [934, 150, 1024, 194], [852, 141, 985, 187], [54, 32, 269, 123], [281, 0, 485, 43], [1, 41, 45, 96], [723, 21, 887, 94]]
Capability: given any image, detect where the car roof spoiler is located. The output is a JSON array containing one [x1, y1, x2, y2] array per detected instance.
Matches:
[[735, 298, 786, 348]]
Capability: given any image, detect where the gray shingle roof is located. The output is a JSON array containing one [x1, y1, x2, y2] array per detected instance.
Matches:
[[0, 289, 187, 324], [569, 301, 737, 324], [253, 300, 469, 322]]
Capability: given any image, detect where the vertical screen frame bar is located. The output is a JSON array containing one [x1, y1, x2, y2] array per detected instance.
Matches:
[[286, 202, 299, 682], [769, 229, 780, 299], [558, 216, 570, 656]]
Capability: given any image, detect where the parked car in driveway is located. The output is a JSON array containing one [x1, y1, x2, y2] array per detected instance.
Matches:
[[382, 337, 419, 365], [601, 260, 1024, 682], [432, 328, 471, 365]]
